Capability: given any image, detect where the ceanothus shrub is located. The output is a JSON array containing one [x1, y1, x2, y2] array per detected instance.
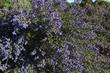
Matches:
[[0, 0, 110, 73]]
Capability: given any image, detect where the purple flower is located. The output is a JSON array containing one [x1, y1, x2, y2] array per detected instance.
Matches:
[[18, 9, 23, 15], [31, 49, 36, 55], [12, 31, 17, 35], [22, 23, 28, 29], [55, 48, 61, 53]]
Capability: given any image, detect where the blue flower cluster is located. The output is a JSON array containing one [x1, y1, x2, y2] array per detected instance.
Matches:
[[0, 7, 47, 73], [0, 0, 110, 73]]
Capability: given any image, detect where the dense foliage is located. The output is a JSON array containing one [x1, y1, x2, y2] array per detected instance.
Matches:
[[0, 0, 110, 73]]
